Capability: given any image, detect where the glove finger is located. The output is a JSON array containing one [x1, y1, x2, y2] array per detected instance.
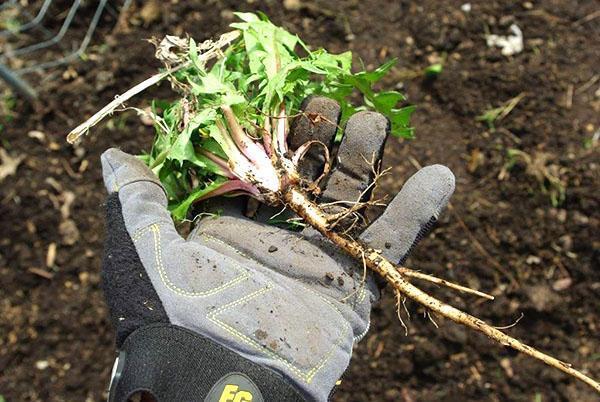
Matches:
[[102, 149, 255, 231], [102, 148, 244, 299], [358, 164, 455, 264], [298, 111, 388, 236], [288, 95, 341, 181], [102, 148, 180, 234], [317, 111, 388, 205], [101, 148, 178, 345]]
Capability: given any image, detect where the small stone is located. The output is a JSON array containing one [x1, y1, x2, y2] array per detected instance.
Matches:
[[62, 66, 78, 80], [35, 360, 50, 370], [384, 242, 392, 249], [79, 271, 90, 285], [325, 272, 335, 281], [526, 285, 561, 312], [550, 208, 567, 223], [74, 145, 86, 159], [48, 141, 61, 151], [557, 234, 572, 251], [526, 255, 541, 265], [27, 130, 46, 142], [572, 211, 589, 226], [268, 245, 278, 253], [283, 0, 302, 11], [500, 358, 514, 377], [460, 3, 471, 12], [337, 277, 345, 286], [552, 277, 573, 292], [59, 219, 80, 246], [220, 9, 235, 20], [46, 243, 57, 268], [254, 329, 268, 340], [139, 0, 161, 26]]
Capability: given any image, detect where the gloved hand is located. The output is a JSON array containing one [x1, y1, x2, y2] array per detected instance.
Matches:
[[101, 96, 455, 402]]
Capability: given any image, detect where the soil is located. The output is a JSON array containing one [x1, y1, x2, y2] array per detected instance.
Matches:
[[1, 1, 598, 401]]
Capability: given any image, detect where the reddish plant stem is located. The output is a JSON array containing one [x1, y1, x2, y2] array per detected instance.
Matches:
[[198, 150, 236, 178]]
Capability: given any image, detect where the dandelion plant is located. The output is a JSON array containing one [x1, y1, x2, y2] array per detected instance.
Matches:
[[68, 13, 600, 393]]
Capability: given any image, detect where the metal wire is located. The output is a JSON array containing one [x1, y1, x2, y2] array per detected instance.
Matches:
[[2, 0, 82, 58], [0, 0, 53, 39], [0, 0, 53, 37], [0, 62, 36, 101], [0, 0, 19, 12], [0, 0, 132, 100]]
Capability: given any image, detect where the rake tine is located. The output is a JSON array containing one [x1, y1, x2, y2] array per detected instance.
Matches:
[[0, 0, 53, 37], [0, 62, 37, 102], [17, 0, 108, 73], [1, 0, 81, 59]]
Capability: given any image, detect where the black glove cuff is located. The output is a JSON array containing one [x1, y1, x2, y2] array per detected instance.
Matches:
[[109, 323, 306, 402]]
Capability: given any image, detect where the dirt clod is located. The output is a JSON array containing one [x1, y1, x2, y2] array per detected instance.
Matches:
[[526, 285, 562, 313], [254, 329, 268, 340]]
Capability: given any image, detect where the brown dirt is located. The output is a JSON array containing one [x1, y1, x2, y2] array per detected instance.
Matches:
[[1, 1, 598, 401]]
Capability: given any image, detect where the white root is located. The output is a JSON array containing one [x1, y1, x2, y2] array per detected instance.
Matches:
[[285, 187, 600, 393], [397, 269, 495, 300], [291, 140, 331, 189]]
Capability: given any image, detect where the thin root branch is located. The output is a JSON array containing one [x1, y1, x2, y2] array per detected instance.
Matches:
[[292, 140, 331, 189], [494, 312, 524, 330], [397, 268, 495, 301], [396, 290, 409, 336], [427, 311, 439, 329]]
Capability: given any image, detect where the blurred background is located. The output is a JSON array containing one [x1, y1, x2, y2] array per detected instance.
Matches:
[[0, 0, 598, 401]]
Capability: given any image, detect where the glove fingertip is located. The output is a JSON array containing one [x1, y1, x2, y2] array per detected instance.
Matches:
[[101, 148, 164, 195], [417, 164, 455, 216], [358, 164, 455, 263]]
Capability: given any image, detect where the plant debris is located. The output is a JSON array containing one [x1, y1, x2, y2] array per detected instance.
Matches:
[[0, 147, 24, 182]]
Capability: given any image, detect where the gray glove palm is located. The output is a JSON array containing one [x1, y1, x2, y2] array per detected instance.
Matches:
[[101, 97, 454, 401]]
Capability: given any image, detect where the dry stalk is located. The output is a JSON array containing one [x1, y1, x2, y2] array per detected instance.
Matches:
[[66, 31, 240, 144]]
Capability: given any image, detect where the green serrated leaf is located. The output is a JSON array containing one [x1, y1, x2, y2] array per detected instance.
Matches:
[[144, 12, 413, 220]]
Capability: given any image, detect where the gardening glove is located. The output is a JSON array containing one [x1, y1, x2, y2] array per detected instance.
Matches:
[[101, 96, 455, 402]]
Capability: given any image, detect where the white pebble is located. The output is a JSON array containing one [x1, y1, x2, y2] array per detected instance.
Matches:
[[486, 24, 524, 56]]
